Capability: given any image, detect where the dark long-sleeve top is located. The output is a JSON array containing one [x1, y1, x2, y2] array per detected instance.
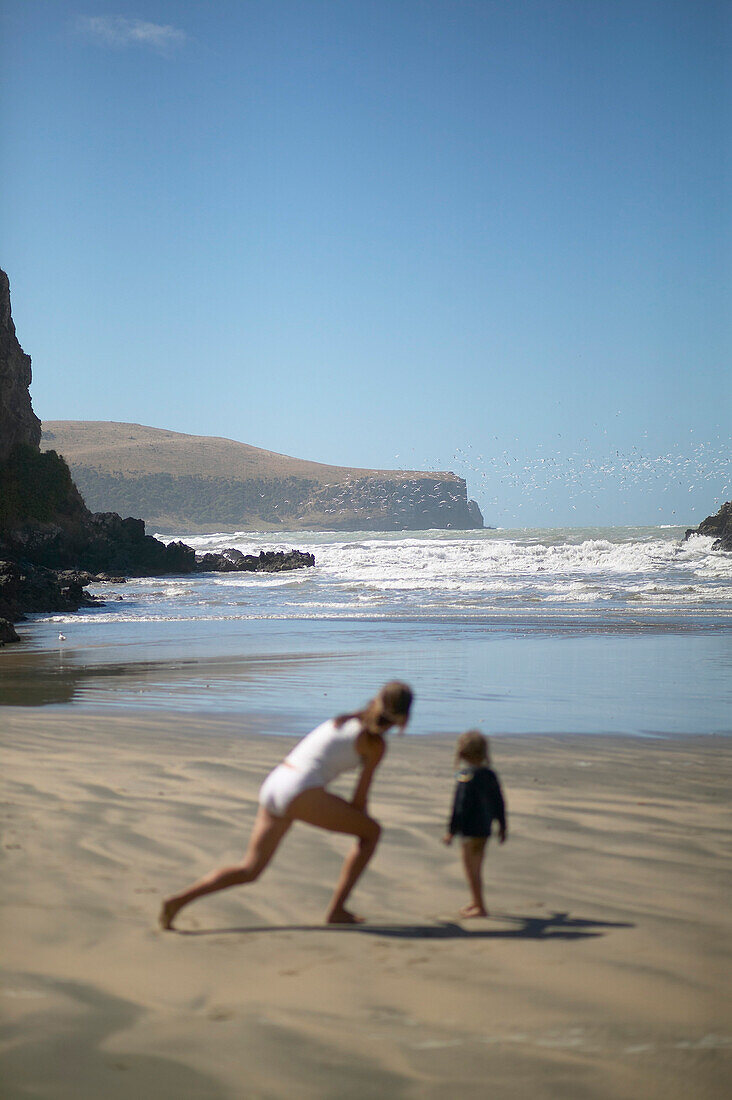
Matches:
[[448, 765, 506, 838]]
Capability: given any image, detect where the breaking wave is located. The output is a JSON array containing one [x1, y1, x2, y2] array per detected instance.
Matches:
[[37, 526, 732, 626]]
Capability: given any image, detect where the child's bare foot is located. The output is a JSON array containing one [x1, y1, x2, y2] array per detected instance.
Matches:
[[159, 897, 184, 930], [459, 904, 488, 919], [326, 907, 365, 925]]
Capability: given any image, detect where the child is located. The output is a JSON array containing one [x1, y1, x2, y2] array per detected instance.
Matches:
[[443, 730, 507, 918]]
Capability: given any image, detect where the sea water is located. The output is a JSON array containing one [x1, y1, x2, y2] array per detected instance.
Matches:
[[3, 526, 730, 736]]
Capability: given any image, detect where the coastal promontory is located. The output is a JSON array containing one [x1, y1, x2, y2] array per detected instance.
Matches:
[[40, 421, 484, 533]]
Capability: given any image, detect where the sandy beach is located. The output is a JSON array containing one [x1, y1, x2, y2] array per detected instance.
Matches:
[[1, 710, 730, 1099]]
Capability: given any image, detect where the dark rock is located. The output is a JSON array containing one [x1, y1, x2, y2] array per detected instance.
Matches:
[[684, 501, 732, 552], [0, 617, 20, 645], [222, 548, 245, 563], [195, 552, 240, 572], [0, 513, 199, 578], [0, 270, 316, 628], [467, 499, 484, 528], [255, 549, 316, 572], [56, 570, 97, 587], [0, 270, 41, 463], [0, 559, 102, 622], [195, 548, 315, 573]]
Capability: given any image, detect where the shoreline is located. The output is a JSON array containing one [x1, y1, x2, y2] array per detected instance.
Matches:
[[2, 709, 730, 1098], [2, 705, 731, 742], [2, 613, 730, 737]]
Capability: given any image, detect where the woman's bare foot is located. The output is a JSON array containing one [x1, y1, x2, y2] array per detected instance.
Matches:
[[326, 907, 365, 924], [459, 904, 488, 919], [159, 897, 184, 930]]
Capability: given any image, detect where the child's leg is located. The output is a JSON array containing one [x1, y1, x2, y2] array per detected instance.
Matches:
[[460, 837, 488, 917]]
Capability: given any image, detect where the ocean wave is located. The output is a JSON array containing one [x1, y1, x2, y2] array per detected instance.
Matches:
[[45, 528, 731, 625]]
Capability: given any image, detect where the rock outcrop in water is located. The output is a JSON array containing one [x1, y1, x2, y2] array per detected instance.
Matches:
[[0, 269, 315, 639], [684, 501, 732, 552], [195, 548, 315, 572]]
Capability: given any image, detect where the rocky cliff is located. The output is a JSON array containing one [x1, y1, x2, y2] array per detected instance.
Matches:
[[0, 268, 196, 577], [0, 270, 314, 635], [293, 474, 482, 531], [62, 464, 482, 532], [0, 270, 41, 462]]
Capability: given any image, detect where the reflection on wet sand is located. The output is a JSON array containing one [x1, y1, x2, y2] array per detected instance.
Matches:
[[0, 648, 352, 709]]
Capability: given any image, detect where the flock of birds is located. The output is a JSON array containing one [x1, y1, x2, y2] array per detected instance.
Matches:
[[267, 431, 729, 524], [394, 430, 731, 522]]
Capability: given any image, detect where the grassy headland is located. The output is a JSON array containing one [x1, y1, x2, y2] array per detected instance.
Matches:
[[41, 421, 483, 532]]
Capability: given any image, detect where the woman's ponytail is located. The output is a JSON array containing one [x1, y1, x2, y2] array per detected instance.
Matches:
[[335, 681, 413, 732]]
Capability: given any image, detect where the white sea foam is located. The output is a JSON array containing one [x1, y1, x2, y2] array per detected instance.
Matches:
[[19, 527, 729, 734], [35, 526, 731, 626]]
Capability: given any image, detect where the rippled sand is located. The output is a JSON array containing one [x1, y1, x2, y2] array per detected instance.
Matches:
[[1, 711, 730, 1099]]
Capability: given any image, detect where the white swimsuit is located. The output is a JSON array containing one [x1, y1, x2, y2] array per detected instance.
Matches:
[[258, 717, 363, 817]]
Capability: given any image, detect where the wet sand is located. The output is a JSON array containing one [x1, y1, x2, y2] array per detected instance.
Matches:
[[1, 709, 730, 1099]]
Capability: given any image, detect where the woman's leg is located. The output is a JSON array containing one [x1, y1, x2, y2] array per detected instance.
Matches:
[[460, 837, 488, 917], [159, 806, 291, 929], [287, 787, 382, 923]]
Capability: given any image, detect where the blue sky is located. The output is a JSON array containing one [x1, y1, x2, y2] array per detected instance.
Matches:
[[2, 0, 729, 526]]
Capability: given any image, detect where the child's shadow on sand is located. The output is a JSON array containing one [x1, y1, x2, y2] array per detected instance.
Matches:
[[178, 911, 633, 941]]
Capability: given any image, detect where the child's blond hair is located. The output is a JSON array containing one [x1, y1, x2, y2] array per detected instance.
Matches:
[[455, 730, 490, 767]]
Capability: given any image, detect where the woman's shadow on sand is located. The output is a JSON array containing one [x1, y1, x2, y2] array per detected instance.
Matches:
[[177, 911, 633, 941]]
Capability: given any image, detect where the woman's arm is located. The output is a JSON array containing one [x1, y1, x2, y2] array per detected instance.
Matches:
[[351, 732, 386, 811]]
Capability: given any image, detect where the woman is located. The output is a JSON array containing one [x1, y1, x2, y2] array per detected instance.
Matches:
[[159, 681, 413, 929]]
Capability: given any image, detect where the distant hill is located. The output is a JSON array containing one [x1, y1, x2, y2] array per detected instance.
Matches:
[[40, 421, 484, 532]]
